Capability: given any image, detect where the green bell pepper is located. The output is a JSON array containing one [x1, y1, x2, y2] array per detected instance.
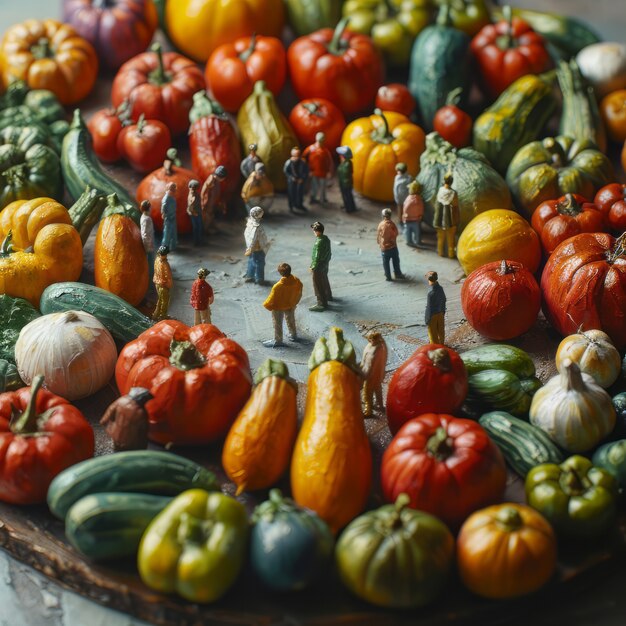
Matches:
[[137, 489, 249, 603], [525, 455, 618, 538], [343, 0, 431, 66], [286, 0, 343, 37], [433, 0, 490, 36]]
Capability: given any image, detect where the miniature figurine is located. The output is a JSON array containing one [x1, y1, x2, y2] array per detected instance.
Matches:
[[402, 180, 424, 248], [186, 179, 204, 246], [262, 263, 303, 348], [190, 268, 214, 325], [309, 221, 332, 311], [163, 147, 181, 176], [160, 182, 178, 251], [140, 200, 156, 282], [393, 162, 412, 223], [240, 143, 263, 179], [100, 387, 153, 451], [153, 246, 172, 321], [303, 131, 333, 204], [283, 147, 309, 213], [201, 165, 228, 234], [434, 173, 460, 259], [377, 208, 405, 282], [336, 145, 357, 213], [425, 271, 447, 345], [244, 206, 270, 285], [360, 332, 388, 417], [241, 162, 274, 213]]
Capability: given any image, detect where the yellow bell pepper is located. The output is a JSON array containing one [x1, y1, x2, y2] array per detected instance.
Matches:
[[341, 109, 425, 202], [0, 197, 83, 306]]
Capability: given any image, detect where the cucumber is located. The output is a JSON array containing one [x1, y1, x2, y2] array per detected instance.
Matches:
[[61, 109, 137, 215], [40, 282, 153, 343], [479, 411, 565, 477], [66, 492, 171, 561], [461, 344, 536, 379], [47, 451, 218, 520], [68, 187, 107, 245]]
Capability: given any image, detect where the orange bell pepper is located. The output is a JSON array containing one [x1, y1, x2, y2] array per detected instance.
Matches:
[[341, 109, 425, 203]]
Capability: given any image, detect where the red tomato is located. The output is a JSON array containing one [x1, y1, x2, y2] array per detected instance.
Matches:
[[433, 89, 473, 148], [205, 34, 286, 112], [386, 345, 468, 434], [288, 98, 346, 152], [117, 116, 172, 173], [375, 83, 415, 118], [381, 413, 507, 529], [531, 193, 607, 255], [461, 260, 541, 340], [87, 107, 124, 162], [595, 183, 626, 233]]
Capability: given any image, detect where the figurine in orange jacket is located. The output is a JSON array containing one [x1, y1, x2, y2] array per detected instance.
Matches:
[[152, 246, 172, 321], [360, 332, 388, 417], [190, 268, 214, 325], [303, 132, 333, 204], [262, 263, 303, 348]]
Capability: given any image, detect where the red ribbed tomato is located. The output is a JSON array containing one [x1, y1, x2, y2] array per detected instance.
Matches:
[[386, 345, 467, 435], [541, 232, 626, 349], [461, 260, 541, 340], [381, 413, 507, 529], [375, 83, 415, 118], [595, 183, 626, 234], [531, 193, 607, 255]]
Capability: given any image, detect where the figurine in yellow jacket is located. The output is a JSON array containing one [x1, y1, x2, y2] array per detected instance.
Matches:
[[263, 263, 303, 348]]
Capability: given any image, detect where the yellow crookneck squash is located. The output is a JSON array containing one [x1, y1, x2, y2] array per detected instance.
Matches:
[[222, 358, 298, 495], [0, 197, 82, 306], [291, 327, 372, 534]]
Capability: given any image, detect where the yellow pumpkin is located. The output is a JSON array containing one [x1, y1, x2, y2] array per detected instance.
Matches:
[[0, 197, 83, 305], [457, 209, 541, 275]]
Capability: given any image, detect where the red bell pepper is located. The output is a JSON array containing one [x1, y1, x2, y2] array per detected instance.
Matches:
[[111, 43, 205, 136], [189, 91, 242, 206], [470, 7, 550, 98], [287, 18, 384, 115], [205, 34, 287, 113], [0, 376, 94, 504], [115, 320, 252, 446]]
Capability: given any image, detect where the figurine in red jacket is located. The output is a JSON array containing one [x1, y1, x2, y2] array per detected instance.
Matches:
[[303, 132, 333, 205], [190, 268, 214, 325]]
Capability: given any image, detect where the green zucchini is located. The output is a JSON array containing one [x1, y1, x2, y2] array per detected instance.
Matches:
[[460, 344, 536, 379], [66, 492, 172, 561], [466, 369, 542, 417], [68, 188, 107, 245], [61, 109, 137, 215], [473, 72, 557, 174], [557, 59, 606, 152], [40, 282, 153, 343], [479, 411, 564, 477], [47, 450, 219, 520]]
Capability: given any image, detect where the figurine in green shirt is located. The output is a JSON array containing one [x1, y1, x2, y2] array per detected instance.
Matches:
[[309, 221, 332, 312], [336, 146, 357, 213]]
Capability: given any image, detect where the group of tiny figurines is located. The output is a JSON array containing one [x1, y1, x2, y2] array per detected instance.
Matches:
[[139, 137, 454, 387]]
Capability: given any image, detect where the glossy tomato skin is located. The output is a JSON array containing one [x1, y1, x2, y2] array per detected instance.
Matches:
[[531, 193, 607, 255], [381, 413, 507, 529], [386, 345, 468, 434], [205, 35, 286, 112], [541, 233, 626, 350], [594, 183, 626, 233], [461, 260, 541, 340], [288, 99, 346, 152], [117, 117, 171, 173], [375, 84, 415, 118], [87, 108, 124, 162], [433, 104, 473, 148]]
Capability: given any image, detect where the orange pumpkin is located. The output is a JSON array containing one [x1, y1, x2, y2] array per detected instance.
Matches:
[[94, 213, 148, 307], [222, 359, 298, 495], [457, 503, 557, 599], [291, 328, 372, 534], [457, 209, 541, 275], [0, 19, 98, 105]]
